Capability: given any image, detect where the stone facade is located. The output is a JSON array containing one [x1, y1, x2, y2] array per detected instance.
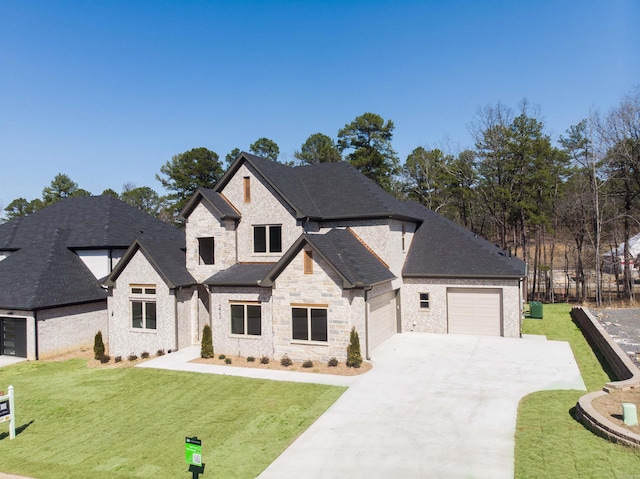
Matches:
[[219, 163, 301, 262], [401, 277, 522, 338], [185, 201, 237, 282], [108, 250, 195, 357]]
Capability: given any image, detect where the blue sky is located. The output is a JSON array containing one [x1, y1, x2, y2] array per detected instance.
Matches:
[[1, 1, 638, 214]]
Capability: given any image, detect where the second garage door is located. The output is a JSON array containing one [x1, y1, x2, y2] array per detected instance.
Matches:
[[447, 288, 502, 336], [369, 290, 397, 351]]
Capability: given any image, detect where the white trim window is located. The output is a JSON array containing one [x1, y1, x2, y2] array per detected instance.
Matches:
[[292, 306, 328, 342], [130, 285, 157, 330], [253, 225, 282, 253], [230, 303, 261, 336], [419, 293, 430, 310]]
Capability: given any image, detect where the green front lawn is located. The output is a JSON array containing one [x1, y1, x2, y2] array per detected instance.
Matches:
[[0, 360, 345, 479], [515, 304, 640, 478]]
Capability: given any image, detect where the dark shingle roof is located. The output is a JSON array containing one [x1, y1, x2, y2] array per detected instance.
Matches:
[[179, 189, 241, 220], [106, 239, 195, 288], [0, 195, 184, 250], [215, 153, 421, 222], [0, 195, 187, 310], [204, 263, 276, 287], [262, 229, 395, 289], [402, 202, 526, 278], [0, 229, 107, 310]]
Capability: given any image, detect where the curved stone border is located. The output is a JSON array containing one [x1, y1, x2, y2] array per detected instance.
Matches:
[[575, 390, 640, 448], [571, 306, 640, 448]]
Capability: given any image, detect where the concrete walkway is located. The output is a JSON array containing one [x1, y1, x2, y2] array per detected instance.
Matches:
[[0, 356, 27, 368], [140, 333, 584, 479]]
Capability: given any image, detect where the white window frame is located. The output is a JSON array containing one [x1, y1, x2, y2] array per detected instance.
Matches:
[[130, 285, 157, 330], [419, 292, 430, 310], [229, 302, 262, 337]]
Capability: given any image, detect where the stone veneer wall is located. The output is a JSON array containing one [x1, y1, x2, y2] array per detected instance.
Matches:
[[221, 163, 301, 263], [401, 277, 522, 338], [270, 247, 365, 362], [108, 250, 181, 357], [37, 301, 108, 358], [210, 286, 274, 359], [185, 201, 237, 283]]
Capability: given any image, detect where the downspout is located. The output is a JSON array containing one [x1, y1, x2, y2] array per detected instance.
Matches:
[[34, 311, 39, 361], [364, 287, 372, 360], [174, 287, 179, 352]]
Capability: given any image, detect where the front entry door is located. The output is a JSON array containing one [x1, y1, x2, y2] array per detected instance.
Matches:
[[0, 317, 27, 357]]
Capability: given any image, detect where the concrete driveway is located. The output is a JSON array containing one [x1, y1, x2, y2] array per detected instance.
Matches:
[[256, 333, 585, 479]]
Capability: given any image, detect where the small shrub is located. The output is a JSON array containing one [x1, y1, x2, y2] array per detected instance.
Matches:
[[127, 353, 138, 361], [93, 330, 105, 360], [247, 356, 255, 362], [280, 354, 293, 367], [346, 327, 363, 368], [140, 351, 150, 359], [156, 349, 165, 356], [218, 354, 226, 360], [99, 354, 111, 364], [260, 356, 270, 364], [328, 357, 339, 367], [201, 324, 214, 358], [225, 357, 232, 364], [114, 356, 122, 363], [302, 359, 313, 368]]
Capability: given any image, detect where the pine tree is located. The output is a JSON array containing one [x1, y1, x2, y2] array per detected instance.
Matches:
[[93, 330, 105, 360], [201, 324, 214, 358], [346, 327, 363, 368]]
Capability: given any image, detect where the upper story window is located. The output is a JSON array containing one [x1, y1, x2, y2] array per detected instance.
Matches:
[[243, 177, 251, 203], [253, 225, 282, 253], [130, 285, 157, 330], [198, 237, 215, 265], [402, 224, 406, 252]]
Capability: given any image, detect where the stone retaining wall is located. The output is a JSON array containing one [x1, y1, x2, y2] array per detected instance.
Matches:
[[571, 306, 640, 448]]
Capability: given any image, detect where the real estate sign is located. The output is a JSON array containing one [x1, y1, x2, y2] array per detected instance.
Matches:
[[185, 436, 202, 466], [0, 386, 15, 439]]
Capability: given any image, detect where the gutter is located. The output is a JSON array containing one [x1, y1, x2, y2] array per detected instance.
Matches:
[[364, 287, 372, 361], [34, 310, 39, 360]]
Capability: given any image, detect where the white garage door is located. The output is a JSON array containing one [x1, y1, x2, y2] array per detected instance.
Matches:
[[369, 290, 397, 351], [447, 288, 502, 336]]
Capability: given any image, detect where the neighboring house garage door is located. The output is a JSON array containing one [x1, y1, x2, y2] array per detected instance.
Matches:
[[369, 290, 397, 351], [447, 288, 502, 336], [0, 317, 27, 357]]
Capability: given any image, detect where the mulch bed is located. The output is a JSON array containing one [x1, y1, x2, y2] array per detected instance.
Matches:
[[591, 389, 640, 435]]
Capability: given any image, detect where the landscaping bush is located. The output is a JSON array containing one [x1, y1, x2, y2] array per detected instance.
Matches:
[[114, 356, 122, 363], [140, 351, 150, 359], [280, 354, 293, 367], [218, 354, 226, 360], [201, 324, 214, 358], [260, 356, 270, 364], [346, 327, 363, 368], [328, 357, 339, 367], [302, 359, 313, 368], [128, 353, 138, 361], [247, 356, 255, 362], [156, 349, 165, 356], [225, 357, 232, 364], [93, 330, 105, 360], [99, 354, 111, 364]]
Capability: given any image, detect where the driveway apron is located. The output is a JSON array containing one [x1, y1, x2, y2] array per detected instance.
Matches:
[[257, 333, 585, 479]]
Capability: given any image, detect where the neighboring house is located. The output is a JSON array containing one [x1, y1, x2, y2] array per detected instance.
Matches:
[[603, 232, 640, 276], [105, 152, 526, 363], [0, 195, 186, 359]]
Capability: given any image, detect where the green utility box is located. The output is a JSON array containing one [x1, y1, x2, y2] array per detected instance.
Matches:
[[529, 301, 543, 319]]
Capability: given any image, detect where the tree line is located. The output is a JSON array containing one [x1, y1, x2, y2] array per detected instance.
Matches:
[[4, 90, 640, 305]]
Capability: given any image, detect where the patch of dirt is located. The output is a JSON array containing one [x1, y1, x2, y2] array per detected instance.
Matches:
[[192, 355, 372, 376], [591, 389, 640, 435]]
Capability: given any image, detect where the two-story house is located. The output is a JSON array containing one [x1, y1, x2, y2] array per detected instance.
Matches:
[[106, 152, 526, 363]]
